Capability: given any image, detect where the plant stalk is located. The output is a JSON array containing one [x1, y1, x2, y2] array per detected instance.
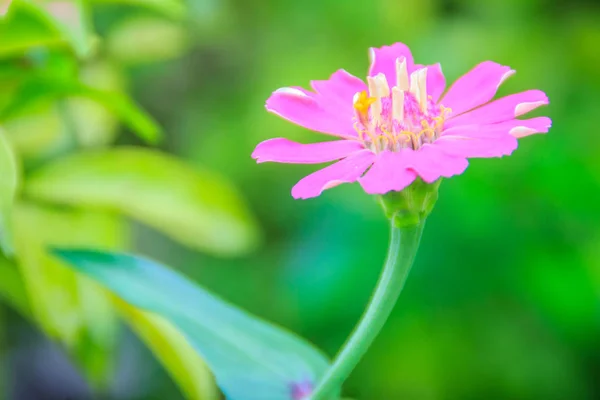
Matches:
[[309, 219, 425, 400]]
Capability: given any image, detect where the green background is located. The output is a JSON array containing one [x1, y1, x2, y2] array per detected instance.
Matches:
[[2, 0, 600, 399]]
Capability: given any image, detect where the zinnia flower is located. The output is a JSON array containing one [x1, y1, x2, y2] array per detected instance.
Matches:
[[252, 43, 551, 199]]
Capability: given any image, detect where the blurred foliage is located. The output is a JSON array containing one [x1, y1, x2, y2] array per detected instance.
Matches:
[[0, 0, 260, 399], [0, 0, 598, 399], [55, 249, 332, 400]]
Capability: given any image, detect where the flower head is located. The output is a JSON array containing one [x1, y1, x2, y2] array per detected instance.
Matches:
[[252, 43, 551, 199]]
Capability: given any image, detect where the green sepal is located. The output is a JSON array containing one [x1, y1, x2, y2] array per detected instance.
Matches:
[[377, 179, 441, 228]]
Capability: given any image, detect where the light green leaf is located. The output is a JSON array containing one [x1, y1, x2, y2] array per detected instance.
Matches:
[[107, 16, 189, 65], [115, 298, 219, 400], [90, 0, 185, 20], [24, 147, 261, 256], [0, 1, 64, 56], [0, 129, 18, 254], [1, 77, 162, 144], [55, 250, 332, 400], [12, 202, 124, 387], [22, 0, 95, 58], [0, 255, 30, 317], [3, 102, 70, 163], [78, 85, 162, 144], [67, 61, 125, 147]]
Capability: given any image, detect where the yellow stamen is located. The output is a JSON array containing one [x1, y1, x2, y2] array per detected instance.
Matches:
[[353, 91, 376, 126], [353, 91, 376, 113], [379, 125, 397, 144]]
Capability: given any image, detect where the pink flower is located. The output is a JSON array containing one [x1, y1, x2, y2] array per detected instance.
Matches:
[[252, 43, 551, 199]]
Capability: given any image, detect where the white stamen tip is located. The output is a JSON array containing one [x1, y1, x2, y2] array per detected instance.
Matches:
[[410, 69, 428, 112], [368, 73, 390, 98], [396, 58, 409, 91]]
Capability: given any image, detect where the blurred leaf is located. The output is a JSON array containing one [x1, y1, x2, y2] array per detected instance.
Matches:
[[25, 147, 261, 256], [115, 298, 220, 400], [0, 0, 94, 57], [90, 0, 185, 19], [21, 0, 95, 58], [67, 97, 119, 147], [68, 61, 124, 147], [0, 1, 63, 56], [1, 76, 162, 144], [79, 85, 162, 144], [107, 16, 189, 65], [3, 102, 69, 164], [12, 202, 124, 388], [55, 250, 332, 400], [0, 129, 18, 254], [0, 255, 30, 317]]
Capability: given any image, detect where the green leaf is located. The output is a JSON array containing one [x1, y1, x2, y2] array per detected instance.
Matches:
[[115, 298, 220, 400], [12, 202, 124, 388], [90, 0, 185, 20], [0, 1, 64, 56], [78, 85, 162, 144], [0, 129, 18, 254], [106, 16, 189, 65], [0, 0, 94, 57], [23, 0, 95, 57], [0, 255, 30, 317], [24, 147, 261, 256], [1, 77, 162, 144], [54, 250, 332, 400], [67, 61, 125, 147]]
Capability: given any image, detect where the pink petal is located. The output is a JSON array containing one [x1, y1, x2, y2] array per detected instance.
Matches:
[[441, 117, 552, 139], [440, 61, 515, 116], [508, 116, 552, 138], [310, 69, 367, 117], [435, 117, 551, 158], [266, 87, 356, 139], [291, 150, 376, 199], [446, 90, 549, 127], [252, 138, 364, 164], [358, 151, 418, 194], [406, 145, 469, 183], [435, 135, 518, 158], [368, 43, 415, 85], [426, 63, 446, 103]]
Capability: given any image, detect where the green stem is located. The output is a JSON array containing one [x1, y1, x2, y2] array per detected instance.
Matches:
[[309, 219, 425, 400]]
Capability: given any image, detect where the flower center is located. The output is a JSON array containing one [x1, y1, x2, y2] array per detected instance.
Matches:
[[353, 59, 450, 152]]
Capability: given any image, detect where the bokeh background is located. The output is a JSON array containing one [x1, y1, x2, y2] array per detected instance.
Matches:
[[0, 0, 599, 399]]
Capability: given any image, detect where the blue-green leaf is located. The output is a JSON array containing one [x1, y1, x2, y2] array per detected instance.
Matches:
[[54, 249, 332, 400], [114, 298, 220, 400]]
